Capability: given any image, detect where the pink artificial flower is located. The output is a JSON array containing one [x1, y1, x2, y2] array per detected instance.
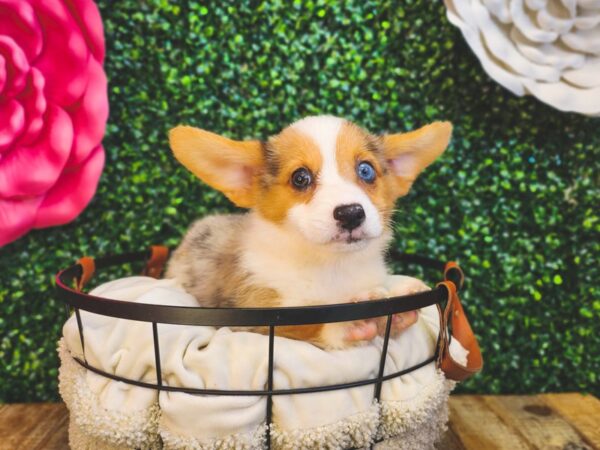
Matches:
[[0, 0, 108, 246]]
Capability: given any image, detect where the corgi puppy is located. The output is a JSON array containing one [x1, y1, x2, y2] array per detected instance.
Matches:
[[166, 116, 452, 349]]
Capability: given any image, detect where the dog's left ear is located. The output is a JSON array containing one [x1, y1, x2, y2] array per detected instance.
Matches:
[[382, 121, 452, 197], [169, 126, 263, 208]]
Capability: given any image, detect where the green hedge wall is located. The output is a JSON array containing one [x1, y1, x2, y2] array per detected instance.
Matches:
[[1, 0, 598, 402]]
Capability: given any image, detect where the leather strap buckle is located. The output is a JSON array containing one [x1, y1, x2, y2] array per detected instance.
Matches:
[[444, 261, 465, 290], [436, 270, 483, 381], [75, 257, 95, 292], [143, 245, 169, 279]]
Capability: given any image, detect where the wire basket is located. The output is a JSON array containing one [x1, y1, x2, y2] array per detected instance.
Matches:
[[55, 246, 481, 450]]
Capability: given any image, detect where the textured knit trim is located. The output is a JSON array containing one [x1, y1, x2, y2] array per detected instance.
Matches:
[[58, 339, 162, 449]]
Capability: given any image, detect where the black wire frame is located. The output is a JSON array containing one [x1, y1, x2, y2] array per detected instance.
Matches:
[[55, 249, 462, 450]]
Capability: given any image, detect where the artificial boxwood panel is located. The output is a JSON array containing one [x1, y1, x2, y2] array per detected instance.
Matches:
[[0, 0, 598, 402]]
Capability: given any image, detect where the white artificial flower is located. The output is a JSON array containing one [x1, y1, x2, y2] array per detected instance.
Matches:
[[445, 0, 600, 116]]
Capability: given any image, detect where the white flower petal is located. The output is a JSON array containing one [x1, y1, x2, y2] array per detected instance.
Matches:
[[578, 0, 600, 10], [445, 0, 600, 115], [473, 2, 562, 80], [525, 0, 548, 10], [574, 9, 600, 29], [536, 1, 575, 33], [510, 0, 559, 42], [523, 78, 600, 114], [562, 56, 600, 87], [510, 27, 586, 70], [559, 0, 577, 17], [446, 0, 527, 95], [561, 27, 600, 54], [484, 0, 513, 23], [446, 0, 480, 28]]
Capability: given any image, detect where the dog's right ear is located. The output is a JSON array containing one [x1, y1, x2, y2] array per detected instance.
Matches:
[[169, 126, 263, 208], [382, 122, 452, 198]]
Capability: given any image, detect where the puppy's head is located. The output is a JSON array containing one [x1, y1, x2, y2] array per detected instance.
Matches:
[[170, 116, 451, 251]]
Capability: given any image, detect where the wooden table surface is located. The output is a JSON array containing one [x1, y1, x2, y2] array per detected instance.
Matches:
[[0, 393, 598, 449]]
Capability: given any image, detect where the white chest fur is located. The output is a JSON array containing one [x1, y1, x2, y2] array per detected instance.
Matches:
[[239, 213, 389, 306]]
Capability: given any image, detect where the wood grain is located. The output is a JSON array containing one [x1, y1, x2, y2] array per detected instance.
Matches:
[[436, 426, 467, 450], [483, 395, 591, 450], [448, 395, 532, 449], [541, 393, 600, 449], [0, 403, 69, 450], [0, 394, 598, 449]]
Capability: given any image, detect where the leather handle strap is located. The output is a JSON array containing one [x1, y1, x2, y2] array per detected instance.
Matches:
[[74, 245, 169, 290], [143, 245, 170, 279], [436, 267, 483, 381], [444, 261, 465, 290], [75, 257, 95, 292]]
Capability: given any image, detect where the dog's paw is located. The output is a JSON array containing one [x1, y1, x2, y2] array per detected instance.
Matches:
[[379, 276, 430, 338], [345, 320, 379, 342], [381, 310, 419, 337], [317, 320, 378, 349], [350, 286, 389, 303]]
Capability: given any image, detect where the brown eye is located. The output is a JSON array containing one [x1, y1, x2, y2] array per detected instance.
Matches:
[[291, 167, 313, 190]]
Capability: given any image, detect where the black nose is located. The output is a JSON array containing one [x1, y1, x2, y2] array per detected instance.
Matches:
[[333, 203, 365, 231]]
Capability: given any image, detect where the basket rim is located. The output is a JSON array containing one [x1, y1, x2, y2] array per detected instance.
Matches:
[[56, 247, 467, 448], [55, 248, 460, 327]]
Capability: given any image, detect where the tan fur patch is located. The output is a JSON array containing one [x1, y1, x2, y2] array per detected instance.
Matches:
[[255, 127, 323, 223], [169, 126, 264, 208], [165, 215, 288, 313], [382, 121, 452, 198], [166, 216, 331, 341], [335, 122, 397, 223], [246, 324, 325, 344]]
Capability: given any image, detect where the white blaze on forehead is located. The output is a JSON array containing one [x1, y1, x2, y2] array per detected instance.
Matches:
[[290, 115, 344, 180], [286, 115, 384, 245]]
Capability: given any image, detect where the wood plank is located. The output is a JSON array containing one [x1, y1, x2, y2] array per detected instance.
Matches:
[[483, 395, 592, 450], [436, 427, 467, 450], [541, 393, 600, 449], [0, 403, 69, 450], [36, 411, 69, 450], [0, 395, 597, 450], [448, 395, 532, 450]]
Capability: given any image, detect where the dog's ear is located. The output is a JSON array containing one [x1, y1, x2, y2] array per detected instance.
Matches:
[[169, 126, 263, 208], [382, 121, 452, 198]]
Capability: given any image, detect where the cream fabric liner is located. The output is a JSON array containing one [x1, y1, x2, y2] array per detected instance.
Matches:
[[60, 276, 467, 449]]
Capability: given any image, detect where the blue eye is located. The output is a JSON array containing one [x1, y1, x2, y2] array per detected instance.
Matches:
[[357, 161, 376, 183]]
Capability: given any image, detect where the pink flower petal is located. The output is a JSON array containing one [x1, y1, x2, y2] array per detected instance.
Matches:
[[0, 0, 108, 246], [0, 55, 6, 94], [0, 35, 29, 97], [64, 0, 105, 63], [34, 143, 104, 228], [0, 105, 73, 197], [33, 0, 90, 107], [66, 57, 107, 167], [0, 195, 42, 247], [0, 0, 43, 62], [15, 67, 47, 146], [0, 99, 24, 152]]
